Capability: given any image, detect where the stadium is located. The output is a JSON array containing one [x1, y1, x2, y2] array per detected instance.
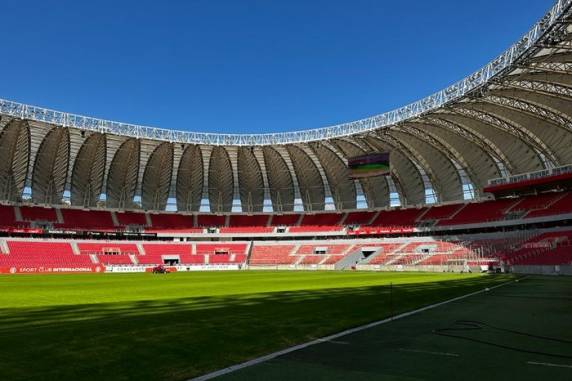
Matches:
[[1, 1, 572, 380]]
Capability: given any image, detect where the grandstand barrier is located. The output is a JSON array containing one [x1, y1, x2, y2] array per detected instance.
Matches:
[[510, 265, 572, 276], [355, 264, 489, 273], [246, 264, 335, 271], [0, 265, 105, 274], [105, 264, 241, 272]]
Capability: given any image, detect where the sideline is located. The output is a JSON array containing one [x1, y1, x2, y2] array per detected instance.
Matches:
[[527, 361, 572, 369], [189, 276, 523, 381]]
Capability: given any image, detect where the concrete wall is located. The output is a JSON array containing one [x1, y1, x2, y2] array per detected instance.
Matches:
[[511, 265, 572, 276]]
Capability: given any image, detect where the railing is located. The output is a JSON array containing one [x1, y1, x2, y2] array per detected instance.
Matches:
[[0, 0, 570, 145], [488, 164, 572, 186]]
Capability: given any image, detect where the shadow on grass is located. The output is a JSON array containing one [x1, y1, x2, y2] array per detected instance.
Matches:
[[0, 275, 511, 381]]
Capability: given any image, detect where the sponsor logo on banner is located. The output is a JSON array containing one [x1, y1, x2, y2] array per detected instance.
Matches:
[[0, 266, 106, 274]]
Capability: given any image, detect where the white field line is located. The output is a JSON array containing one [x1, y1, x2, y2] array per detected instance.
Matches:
[[399, 348, 459, 357], [188, 277, 522, 381], [527, 361, 572, 369], [317, 339, 349, 345]]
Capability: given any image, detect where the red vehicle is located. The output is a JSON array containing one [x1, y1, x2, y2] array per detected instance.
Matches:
[[152, 264, 170, 274]]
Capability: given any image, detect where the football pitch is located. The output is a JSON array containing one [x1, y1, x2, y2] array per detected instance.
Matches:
[[0, 271, 569, 381]]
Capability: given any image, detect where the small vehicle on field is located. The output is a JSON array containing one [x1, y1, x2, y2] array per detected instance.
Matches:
[[152, 264, 170, 274]]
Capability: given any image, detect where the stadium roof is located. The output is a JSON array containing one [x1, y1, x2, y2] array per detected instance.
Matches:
[[1, 0, 572, 212]]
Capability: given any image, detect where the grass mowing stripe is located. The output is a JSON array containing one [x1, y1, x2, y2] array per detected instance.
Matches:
[[398, 348, 460, 357], [188, 276, 519, 381]]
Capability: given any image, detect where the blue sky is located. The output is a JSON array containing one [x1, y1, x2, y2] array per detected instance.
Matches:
[[1, 0, 554, 134]]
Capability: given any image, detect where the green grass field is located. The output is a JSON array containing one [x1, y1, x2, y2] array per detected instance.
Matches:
[[0, 271, 517, 380], [218, 275, 572, 381]]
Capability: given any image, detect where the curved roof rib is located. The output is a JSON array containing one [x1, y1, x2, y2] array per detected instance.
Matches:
[[286, 145, 324, 211], [208, 146, 234, 213], [176, 145, 203, 212], [142, 142, 174, 211], [237, 147, 265, 213], [106, 138, 140, 209], [310, 142, 356, 210], [32, 127, 70, 204], [262, 146, 295, 212], [71, 132, 106, 207], [0, 120, 30, 202]]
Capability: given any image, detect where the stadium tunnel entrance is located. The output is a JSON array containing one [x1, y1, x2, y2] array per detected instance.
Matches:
[[162, 256, 180, 265]]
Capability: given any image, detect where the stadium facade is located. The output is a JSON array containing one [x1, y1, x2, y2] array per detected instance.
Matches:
[[1, 1, 572, 213]]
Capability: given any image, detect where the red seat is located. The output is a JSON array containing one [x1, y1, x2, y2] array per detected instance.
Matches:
[[438, 199, 517, 226], [196, 243, 248, 255], [58, 209, 115, 231], [270, 214, 300, 226], [77, 242, 138, 265], [116, 211, 147, 226], [288, 226, 343, 233], [196, 215, 225, 227], [148, 214, 196, 231], [299, 213, 342, 226], [419, 204, 463, 221], [525, 193, 572, 218], [228, 215, 269, 227], [140, 243, 194, 264], [369, 208, 425, 228], [0, 241, 93, 268], [249, 245, 296, 265], [219, 226, 274, 233], [20, 206, 58, 222], [344, 211, 377, 225]]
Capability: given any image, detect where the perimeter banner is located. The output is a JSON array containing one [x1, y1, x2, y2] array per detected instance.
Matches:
[[0, 265, 106, 274]]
